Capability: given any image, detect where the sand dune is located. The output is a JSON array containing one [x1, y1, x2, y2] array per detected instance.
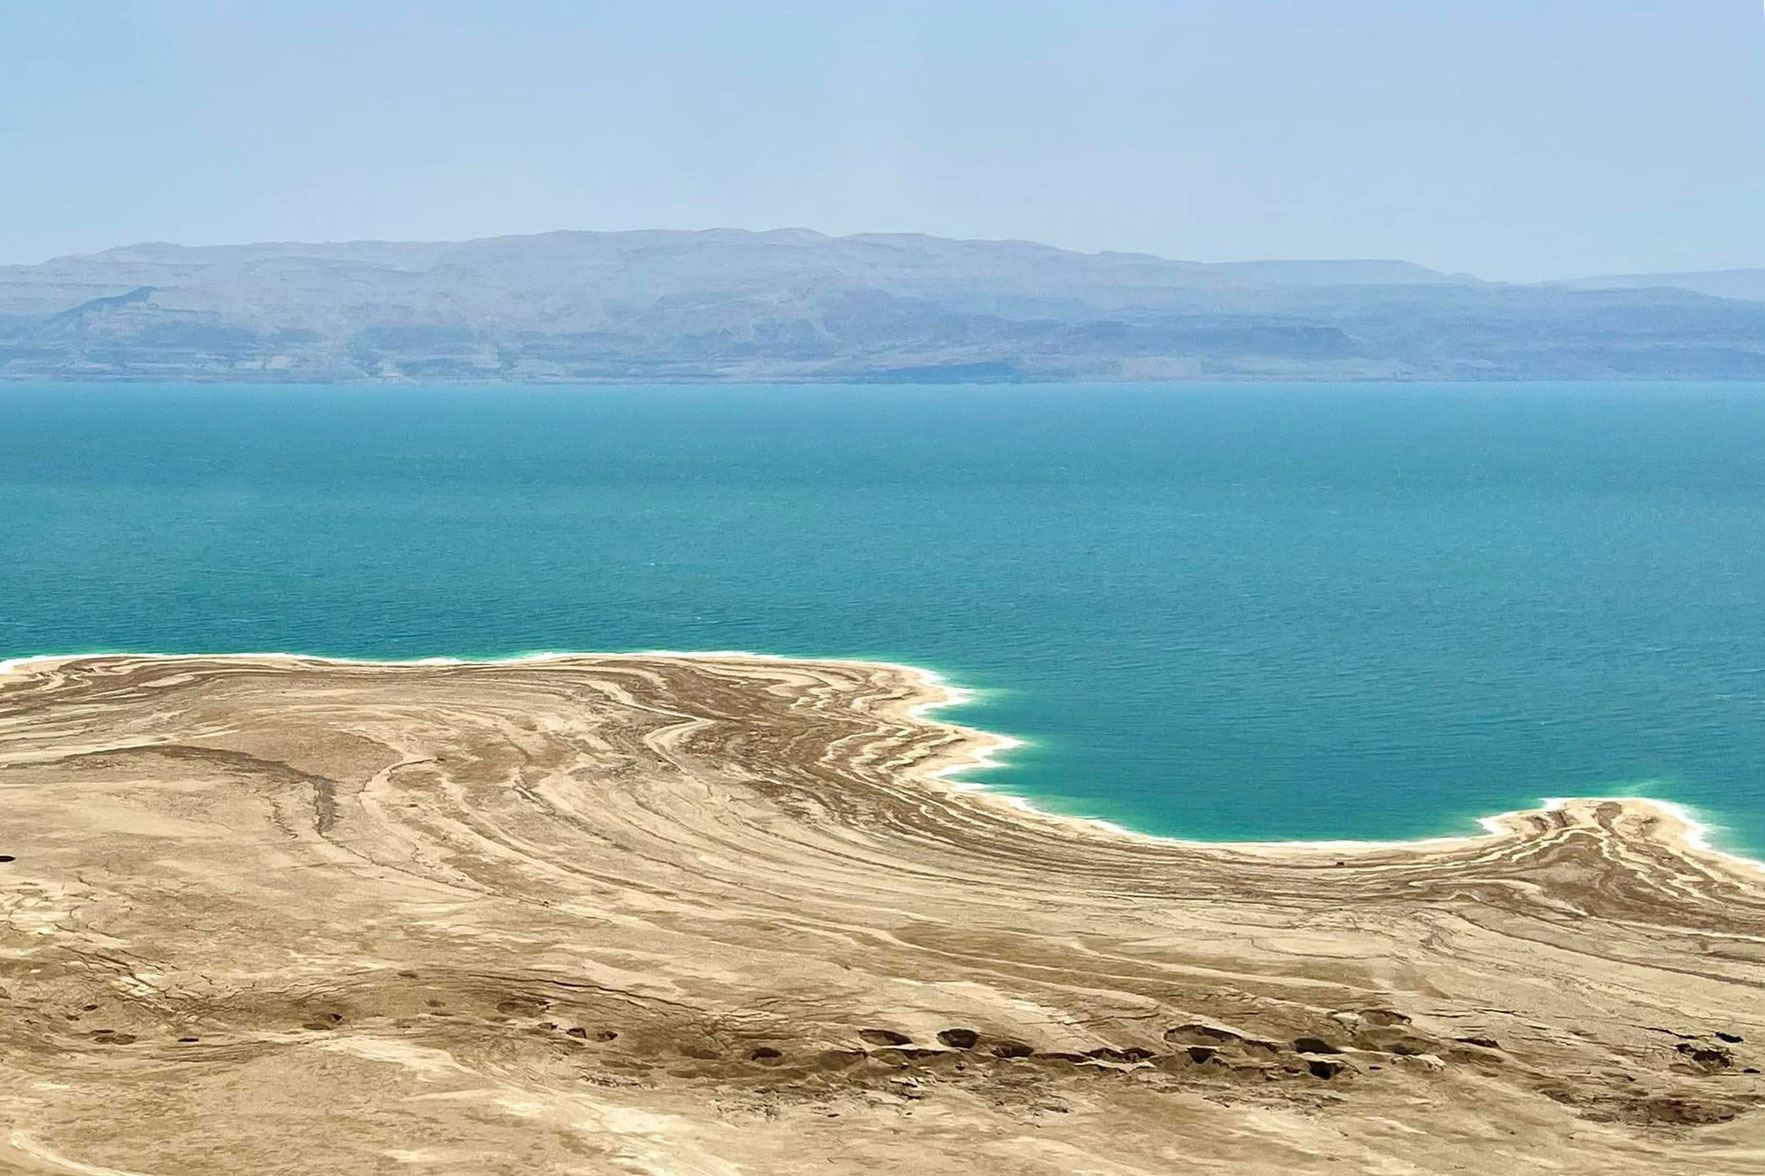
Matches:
[[1, 653, 1763, 1174]]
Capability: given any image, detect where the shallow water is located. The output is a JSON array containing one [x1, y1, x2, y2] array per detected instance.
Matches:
[[3, 381, 1763, 852]]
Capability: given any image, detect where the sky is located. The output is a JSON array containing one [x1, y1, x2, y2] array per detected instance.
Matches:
[[1, 1, 1761, 280]]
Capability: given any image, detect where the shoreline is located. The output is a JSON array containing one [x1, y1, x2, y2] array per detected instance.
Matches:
[[2, 647, 1754, 872], [5, 648, 1765, 1172]]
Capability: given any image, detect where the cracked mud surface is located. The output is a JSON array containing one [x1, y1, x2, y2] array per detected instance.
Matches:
[[2, 654, 1764, 1174]]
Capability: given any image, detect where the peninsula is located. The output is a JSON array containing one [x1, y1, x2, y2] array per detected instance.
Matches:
[[2, 653, 1762, 1174]]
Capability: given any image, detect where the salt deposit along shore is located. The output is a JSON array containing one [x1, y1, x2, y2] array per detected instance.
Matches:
[[1, 653, 1763, 1174]]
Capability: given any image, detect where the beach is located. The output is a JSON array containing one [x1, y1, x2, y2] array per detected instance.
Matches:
[[2, 652, 1763, 1174]]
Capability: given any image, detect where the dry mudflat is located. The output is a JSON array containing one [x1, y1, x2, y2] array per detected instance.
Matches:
[[2, 653, 1764, 1174]]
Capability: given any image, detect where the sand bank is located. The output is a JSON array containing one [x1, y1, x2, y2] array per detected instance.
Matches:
[[1, 653, 1762, 1174]]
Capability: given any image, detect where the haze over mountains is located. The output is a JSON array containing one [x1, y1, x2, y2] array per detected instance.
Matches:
[[2, 229, 1762, 382]]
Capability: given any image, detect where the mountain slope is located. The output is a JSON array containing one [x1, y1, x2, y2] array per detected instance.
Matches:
[[2, 230, 1762, 381], [1558, 269, 1765, 304]]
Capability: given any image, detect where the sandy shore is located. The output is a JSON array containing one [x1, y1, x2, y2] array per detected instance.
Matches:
[[2, 653, 1764, 1174]]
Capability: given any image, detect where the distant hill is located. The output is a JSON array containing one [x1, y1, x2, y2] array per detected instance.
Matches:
[[1557, 269, 1765, 304], [2, 229, 1762, 381]]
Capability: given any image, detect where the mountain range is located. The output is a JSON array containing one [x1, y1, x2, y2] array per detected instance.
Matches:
[[2, 229, 1762, 381]]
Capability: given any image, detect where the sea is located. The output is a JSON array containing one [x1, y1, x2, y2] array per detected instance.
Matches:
[[3, 382, 1763, 854]]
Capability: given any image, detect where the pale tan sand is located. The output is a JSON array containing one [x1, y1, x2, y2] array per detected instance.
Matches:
[[1, 653, 1764, 1175]]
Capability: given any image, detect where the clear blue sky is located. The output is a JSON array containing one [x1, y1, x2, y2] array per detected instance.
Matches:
[[2, 1, 1761, 279]]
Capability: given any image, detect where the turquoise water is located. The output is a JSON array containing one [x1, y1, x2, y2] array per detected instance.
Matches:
[[3, 382, 1764, 853]]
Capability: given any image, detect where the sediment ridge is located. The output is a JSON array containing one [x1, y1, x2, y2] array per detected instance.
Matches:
[[2, 653, 1764, 1174]]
